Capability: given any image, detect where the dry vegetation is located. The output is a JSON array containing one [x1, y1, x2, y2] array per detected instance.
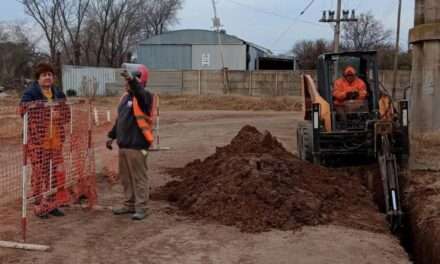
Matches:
[[412, 132, 440, 148], [411, 131, 440, 170], [92, 95, 303, 112]]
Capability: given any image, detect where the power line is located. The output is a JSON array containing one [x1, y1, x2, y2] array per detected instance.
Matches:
[[355, 0, 363, 10], [300, 0, 316, 15], [225, 0, 326, 27], [269, 0, 323, 50]]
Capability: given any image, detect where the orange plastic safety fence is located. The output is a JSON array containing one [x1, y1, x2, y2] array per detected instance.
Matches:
[[0, 105, 24, 241], [21, 100, 97, 217], [0, 106, 23, 206], [0, 100, 97, 242]]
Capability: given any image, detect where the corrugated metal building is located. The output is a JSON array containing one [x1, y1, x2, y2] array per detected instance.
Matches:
[[62, 65, 120, 96], [136, 29, 270, 70]]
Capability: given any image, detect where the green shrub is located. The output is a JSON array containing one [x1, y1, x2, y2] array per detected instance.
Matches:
[[66, 89, 77, 97]]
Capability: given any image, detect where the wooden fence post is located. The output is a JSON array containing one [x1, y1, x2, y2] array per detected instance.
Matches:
[[299, 72, 304, 97], [198, 70, 201, 95], [249, 71, 253, 96], [180, 70, 184, 95]]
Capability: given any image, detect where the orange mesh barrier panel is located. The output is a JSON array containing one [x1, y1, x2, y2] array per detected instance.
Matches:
[[0, 100, 97, 242]]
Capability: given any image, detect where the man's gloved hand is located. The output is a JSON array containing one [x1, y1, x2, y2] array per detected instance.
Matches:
[[346, 91, 360, 100], [106, 139, 114, 150], [120, 70, 132, 81]]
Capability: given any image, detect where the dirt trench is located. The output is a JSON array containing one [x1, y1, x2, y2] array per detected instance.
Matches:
[[401, 170, 440, 264], [338, 149, 440, 264], [153, 124, 440, 263]]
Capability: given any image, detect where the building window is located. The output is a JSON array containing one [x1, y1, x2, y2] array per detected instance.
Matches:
[[201, 53, 210, 67]]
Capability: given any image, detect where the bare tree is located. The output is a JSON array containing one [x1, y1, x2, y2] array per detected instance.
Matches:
[[291, 39, 332, 70], [142, 0, 183, 36], [57, 0, 90, 65], [81, 19, 97, 65], [374, 47, 412, 70], [20, 0, 62, 62], [103, 0, 138, 66], [89, 0, 118, 66], [81, 0, 182, 67], [20, 0, 183, 67], [0, 22, 42, 90], [341, 12, 411, 70], [341, 12, 393, 51]]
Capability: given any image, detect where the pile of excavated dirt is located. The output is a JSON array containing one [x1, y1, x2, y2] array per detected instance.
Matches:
[[153, 125, 387, 233]]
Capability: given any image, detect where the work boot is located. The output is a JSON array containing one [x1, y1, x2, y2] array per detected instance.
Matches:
[[34, 203, 49, 219], [49, 208, 65, 217], [36, 213, 49, 219], [131, 209, 149, 221], [112, 206, 135, 215]]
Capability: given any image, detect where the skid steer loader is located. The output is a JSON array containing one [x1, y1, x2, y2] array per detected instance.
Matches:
[[297, 51, 409, 232]]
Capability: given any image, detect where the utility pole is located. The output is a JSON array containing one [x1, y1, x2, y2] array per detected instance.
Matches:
[[334, 0, 342, 53], [319, 1, 358, 53], [211, 0, 228, 93], [320, 2, 357, 79], [211, 0, 225, 70], [392, 0, 402, 99]]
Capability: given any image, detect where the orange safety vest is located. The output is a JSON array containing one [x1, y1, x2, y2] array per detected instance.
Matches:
[[118, 91, 156, 145], [132, 96, 154, 144]]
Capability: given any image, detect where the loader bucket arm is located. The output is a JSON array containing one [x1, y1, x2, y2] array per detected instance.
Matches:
[[301, 74, 332, 132], [378, 95, 395, 121]]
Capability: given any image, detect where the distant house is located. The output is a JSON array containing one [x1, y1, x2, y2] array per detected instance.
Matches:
[[136, 29, 281, 71]]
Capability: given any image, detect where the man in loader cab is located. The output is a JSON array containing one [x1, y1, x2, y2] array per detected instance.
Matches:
[[332, 66, 368, 108]]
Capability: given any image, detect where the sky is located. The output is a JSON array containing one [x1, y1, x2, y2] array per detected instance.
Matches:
[[1, 0, 415, 54]]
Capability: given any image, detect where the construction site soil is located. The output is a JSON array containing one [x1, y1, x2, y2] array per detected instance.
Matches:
[[0, 101, 412, 263], [153, 125, 387, 233], [404, 169, 440, 264]]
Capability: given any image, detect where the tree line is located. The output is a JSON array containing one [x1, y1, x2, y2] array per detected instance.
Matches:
[[1, 7, 410, 90], [292, 12, 411, 70], [20, 0, 182, 67], [0, 0, 182, 89], [0, 21, 47, 88]]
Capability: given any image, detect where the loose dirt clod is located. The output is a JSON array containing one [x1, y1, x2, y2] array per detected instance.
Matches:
[[153, 125, 387, 233]]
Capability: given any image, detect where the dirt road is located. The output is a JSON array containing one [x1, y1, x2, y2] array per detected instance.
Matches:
[[0, 111, 410, 264]]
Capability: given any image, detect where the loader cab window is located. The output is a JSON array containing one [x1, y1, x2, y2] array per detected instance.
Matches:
[[328, 55, 372, 108], [328, 56, 362, 90], [328, 55, 372, 130]]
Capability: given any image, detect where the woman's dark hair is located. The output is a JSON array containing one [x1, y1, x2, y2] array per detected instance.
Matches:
[[34, 62, 55, 80]]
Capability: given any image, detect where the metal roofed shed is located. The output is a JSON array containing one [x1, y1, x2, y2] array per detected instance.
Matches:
[[257, 55, 297, 70], [136, 29, 271, 70]]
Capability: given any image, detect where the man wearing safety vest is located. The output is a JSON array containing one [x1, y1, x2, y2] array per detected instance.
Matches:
[[106, 64, 154, 221]]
